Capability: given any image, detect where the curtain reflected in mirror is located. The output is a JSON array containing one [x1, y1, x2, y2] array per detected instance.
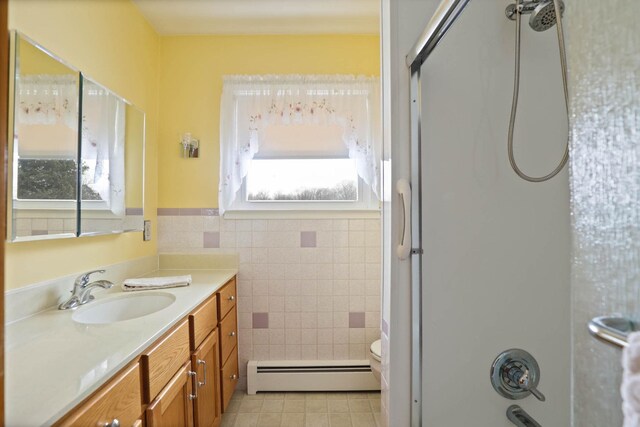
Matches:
[[8, 32, 145, 241], [79, 76, 144, 236], [10, 33, 79, 240]]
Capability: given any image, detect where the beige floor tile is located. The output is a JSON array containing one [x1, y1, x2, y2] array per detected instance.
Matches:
[[235, 413, 260, 427], [346, 392, 369, 400], [264, 392, 286, 400], [261, 399, 285, 413], [232, 390, 244, 400], [305, 413, 329, 427], [328, 400, 350, 413], [373, 413, 382, 427], [329, 413, 353, 427], [257, 412, 283, 427], [350, 413, 375, 427], [281, 412, 306, 427], [226, 399, 241, 413], [283, 400, 307, 413], [305, 400, 328, 413], [286, 392, 307, 400], [244, 393, 267, 400], [239, 399, 264, 413], [305, 392, 327, 400], [366, 392, 380, 399], [368, 399, 381, 412], [221, 413, 236, 427], [348, 399, 372, 413], [326, 392, 349, 400]]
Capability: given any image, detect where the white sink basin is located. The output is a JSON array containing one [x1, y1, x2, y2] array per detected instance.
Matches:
[[72, 292, 176, 325]]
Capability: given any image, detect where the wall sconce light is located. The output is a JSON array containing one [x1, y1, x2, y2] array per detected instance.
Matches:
[[180, 132, 199, 158]]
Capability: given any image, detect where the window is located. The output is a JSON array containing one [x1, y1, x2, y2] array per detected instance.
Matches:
[[247, 159, 358, 202], [219, 75, 381, 213]]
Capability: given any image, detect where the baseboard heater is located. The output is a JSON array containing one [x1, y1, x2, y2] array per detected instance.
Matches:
[[247, 360, 380, 395]]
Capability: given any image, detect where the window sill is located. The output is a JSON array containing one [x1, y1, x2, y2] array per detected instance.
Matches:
[[223, 209, 381, 220]]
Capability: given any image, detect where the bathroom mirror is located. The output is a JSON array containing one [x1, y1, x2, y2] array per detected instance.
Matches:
[[9, 32, 80, 241], [79, 76, 145, 236], [8, 32, 146, 241]]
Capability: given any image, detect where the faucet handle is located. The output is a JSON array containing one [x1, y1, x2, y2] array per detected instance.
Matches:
[[75, 269, 106, 286], [517, 369, 546, 402]]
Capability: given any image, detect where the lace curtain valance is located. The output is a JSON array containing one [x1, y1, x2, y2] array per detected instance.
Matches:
[[16, 74, 77, 129], [219, 74, 381, 214]]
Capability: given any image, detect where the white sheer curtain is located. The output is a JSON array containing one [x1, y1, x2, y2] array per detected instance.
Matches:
[[219, 74, 381, 214], [17, 74, 77, 129], [81, 82, 125, 216]]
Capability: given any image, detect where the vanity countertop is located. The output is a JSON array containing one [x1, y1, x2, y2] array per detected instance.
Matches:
[[5, 268, 237, 426]]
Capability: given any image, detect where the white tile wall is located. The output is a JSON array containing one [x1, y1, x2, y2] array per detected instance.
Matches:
[[158, 213, 381, 390]]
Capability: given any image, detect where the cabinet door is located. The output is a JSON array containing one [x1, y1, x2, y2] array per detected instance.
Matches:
[[56, 362, 142, 427], [192, 331, 221, 427], [146, 362, 194, 427]]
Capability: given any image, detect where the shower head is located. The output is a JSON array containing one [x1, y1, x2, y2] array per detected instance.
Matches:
[[505, 0, 565, 32], [529, 0, 565, 32]]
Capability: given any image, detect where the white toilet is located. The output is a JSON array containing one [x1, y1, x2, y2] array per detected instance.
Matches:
[[369, 339, 382, 381]]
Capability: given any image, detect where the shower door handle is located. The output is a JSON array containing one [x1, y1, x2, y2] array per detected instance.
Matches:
[[396, 179, 412, 260]]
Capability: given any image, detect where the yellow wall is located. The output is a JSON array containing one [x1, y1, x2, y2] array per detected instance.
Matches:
[[157, 35, 380, 208], [7, 0, 159, 289]]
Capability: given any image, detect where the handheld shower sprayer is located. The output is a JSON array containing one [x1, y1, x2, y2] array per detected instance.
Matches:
[[504, 0, 569, 183]]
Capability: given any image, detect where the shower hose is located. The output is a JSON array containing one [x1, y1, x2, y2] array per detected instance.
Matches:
[[508, 0, 570, 182]]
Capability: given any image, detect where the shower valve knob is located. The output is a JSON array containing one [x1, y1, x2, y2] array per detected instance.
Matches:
[[509, 367, 546, 401], [491, 349, 545, 402]]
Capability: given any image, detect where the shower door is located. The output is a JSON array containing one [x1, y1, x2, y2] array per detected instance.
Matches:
[[567, 1, 640, 426], [411, 0, 570, 425]]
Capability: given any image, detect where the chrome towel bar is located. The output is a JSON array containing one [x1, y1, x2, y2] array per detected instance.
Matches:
[[588, 316, 636, 348]]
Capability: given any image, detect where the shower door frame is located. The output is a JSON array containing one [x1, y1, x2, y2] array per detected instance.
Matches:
[[405, 1, 472, 425]]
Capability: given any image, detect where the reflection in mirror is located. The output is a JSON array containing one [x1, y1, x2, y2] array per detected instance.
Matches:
[[10, 33, 79, 241], [80, 76, 144, 235]]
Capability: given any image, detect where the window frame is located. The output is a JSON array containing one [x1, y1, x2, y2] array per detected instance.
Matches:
[[228, 156, 378, 213]]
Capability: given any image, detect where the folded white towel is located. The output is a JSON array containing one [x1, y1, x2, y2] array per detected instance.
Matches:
[[622, 331, 640, 426], [122, 275, 192, 291]]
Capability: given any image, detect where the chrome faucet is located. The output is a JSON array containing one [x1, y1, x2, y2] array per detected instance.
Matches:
[[58, 270, 114, 310]]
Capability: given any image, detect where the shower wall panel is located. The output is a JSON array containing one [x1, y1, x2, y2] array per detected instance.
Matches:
[[417, 0, 570, 425], [567, 1, 640, 426]]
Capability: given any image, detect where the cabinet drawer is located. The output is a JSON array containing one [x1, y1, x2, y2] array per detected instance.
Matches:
[[219, 305, 237, 365], [220, 346, 239, 412], [217, 278, 236, 319], [142, 319, 190, 402], [190, 294, 218, 351], [56, 362, 142, 427]]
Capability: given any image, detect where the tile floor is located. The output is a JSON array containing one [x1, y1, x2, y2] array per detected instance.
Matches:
[[221, 391, 382, 427]]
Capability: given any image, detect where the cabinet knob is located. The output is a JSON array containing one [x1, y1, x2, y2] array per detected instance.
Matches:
[[103, 419, 120, 427], [228, 295, 235, 301], [230, 374, 238, 380], [229, 331, 236, 337]]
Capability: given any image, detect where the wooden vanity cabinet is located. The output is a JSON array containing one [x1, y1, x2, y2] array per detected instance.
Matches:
[[141, 318, 191, 403], [55, 362, 143, 427], [189, 293, 222, 427], [55, 275, 237, 427], [191, 331, 222, 427], [146, 362, 194, 427], [216, 278, 239, 412]]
